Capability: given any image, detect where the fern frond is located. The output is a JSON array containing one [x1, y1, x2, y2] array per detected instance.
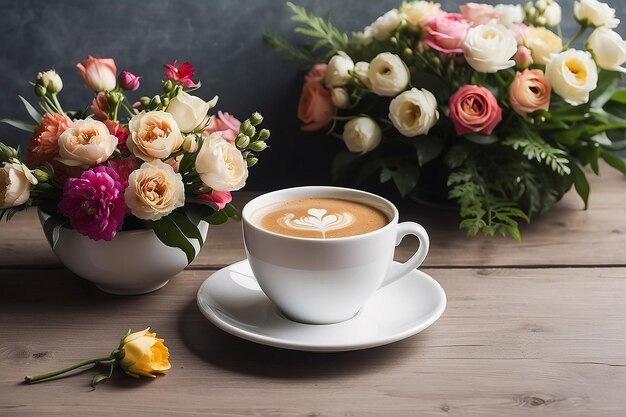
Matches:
[[286, 2, 349, 54], [503, 135, 571, 175]]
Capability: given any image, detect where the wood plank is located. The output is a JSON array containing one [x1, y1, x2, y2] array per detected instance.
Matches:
[[1, 267, 625, 416], [1, 164, 625, 269]]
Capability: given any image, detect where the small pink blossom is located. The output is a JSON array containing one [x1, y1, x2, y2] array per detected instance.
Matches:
[[118, 71, 141, 91], [76, 56, 117, 92], [449, 85, 502, 136], [304, 64, 327, 84], [197, 190, 232, 210], [423, 13, 471, 54], [205, 111, 241, 143], [164, 60, 198, 88]]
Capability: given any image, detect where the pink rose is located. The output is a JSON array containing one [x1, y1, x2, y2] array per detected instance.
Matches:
[[205, 111, 241, 143], [76, 56, 117, 92], [297, 81, 335, 132], [197, 190, 232, 210], [423, 13, 471, 54], [509, 69, 551, 116], [449, 85, 502, 136], [304, 64, 327, 84], [460, 3, 499, 26], [91, 92, 109, 121]]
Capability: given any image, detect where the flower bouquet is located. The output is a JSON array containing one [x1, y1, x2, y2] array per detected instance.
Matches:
[[267, 0, 626, 240], [0, 57, 269, 267]]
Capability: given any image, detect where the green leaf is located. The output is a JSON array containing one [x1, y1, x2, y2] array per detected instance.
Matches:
[[19, 96, 43, 123], [601, 150, 626, 176], [575, 145, 600, 174], [204, 210, 229, 225], [590, 70, 622, 108], [0, 118, 37, 132], [183, 203, 214, 225], [168, 210, 203, 244], [148, 216, 197, 265], [590, 132, 612, 146], [570, 163, 590, 209], [223, 203, 241, 221], [380, 159, 420, 197], [443, 145, 468, 169], [412, 135, 444, 166], [42, 215, 66, 248], [609, 88, 626, 104], [464, 133, 498, 144]]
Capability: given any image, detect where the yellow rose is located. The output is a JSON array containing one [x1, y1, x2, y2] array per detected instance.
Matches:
[[523, 26, 563, 65], [119, 328, 171, 378], [127, 111, 184, 161]]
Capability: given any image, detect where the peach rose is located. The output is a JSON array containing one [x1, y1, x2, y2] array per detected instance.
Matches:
[[449, 85, 502, 136], [460, 3, 499, 26], [204, 111, 241, 143], [127, 111, 184, 161], [423, 13, 471, 54], [26, 112, 72, 168], [509, 69, 551, 116], [76, 56, 117, 92], [297, 81, 335, 132], [56, 119, 118, 167]]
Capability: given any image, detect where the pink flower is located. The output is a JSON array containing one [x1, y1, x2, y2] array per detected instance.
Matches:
[[423, 13, 471, 54], [76, 56, 117, 92], [511, 23, 528, 45], [460, 3, 499, 26], [118, 71, 141, 91], [509, 69, 551, 116], [514, 46, 533, 69], [91, 92, 109, 121], [26, 112, 72, 168], [449, 85, 502, 136], [104, 119, 130, 151], [204, 111, 241, 143], [107, 157, 141, 184], [298, 81, 335, 132], [163, 60, 198, 88], [58, 166, 127, 241], [197, 190, 232, 210], [304, 64, 327, 84]]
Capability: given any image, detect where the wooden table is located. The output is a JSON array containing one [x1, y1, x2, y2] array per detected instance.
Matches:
[[1, 165, 625, 416]]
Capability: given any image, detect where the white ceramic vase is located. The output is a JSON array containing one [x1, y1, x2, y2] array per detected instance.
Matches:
[[38, 210, 208, 295]]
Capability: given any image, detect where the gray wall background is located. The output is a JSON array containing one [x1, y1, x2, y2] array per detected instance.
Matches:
[[0, 0, 624, 190]]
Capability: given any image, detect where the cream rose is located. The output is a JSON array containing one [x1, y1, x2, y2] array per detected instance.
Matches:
[[195, 133, 248, 192], [353, 61, 371, 88], [586, 28, 626, 73], [495, 4, 524, 27], [331, 88, 350, 109], [324, 52, 354, 88], [574, 0, 619, 29], [389, 88, 439, 137], [545, 49, 598, 105], [544, 1, 562, 26], [166, 91, 218, 133], [369, 9, 404, 41], [400, 1, 442, 30], [342, 117, 382, 154], [124, 160, 185, 221], [127, 111, 184, 161], [463, 24, 517, 73], [0, 162, 37, 209], [56, 119, 118, 167], [523, 26, 563, 65], [367, 53, 410, 96]]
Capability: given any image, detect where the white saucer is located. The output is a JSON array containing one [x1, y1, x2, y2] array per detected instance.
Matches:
[[196, 260, 446, 352]]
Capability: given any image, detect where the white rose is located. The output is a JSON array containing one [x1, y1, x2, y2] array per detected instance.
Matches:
[[195, 133, 248, 192], [166, 91, 218, 133], [574, 0, 619, 29], [546, 49, 598, 105], [463, 24, 517, 73], [353, 61, 371, 88], [127, 111, 184, 161], [495, 4, 524, 27], [586, 28, 626, 73], [324, 51, 354, 88], [124, 160, 185, 221], [0, 162, 37, 209], [400, 1, 442, 30], [544, 1, 562, 26], [37, 70, 63, 94], [367, 53, 410, 96], [355, 27, 375, 47], [342, 117, 382, 154], [331, 88, 350, 109], [56, 119, 118, 167], [389, 88, 439, 137], [369, 9, 403, 41], [523, 26, 564, 65]]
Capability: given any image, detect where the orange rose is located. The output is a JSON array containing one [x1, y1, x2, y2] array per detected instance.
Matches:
[[509, 69, 551, 116], [297, 81, 335, 132], [26, 112, 72, 168]]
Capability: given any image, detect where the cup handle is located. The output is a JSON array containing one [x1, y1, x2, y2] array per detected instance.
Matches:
[[382, 222, 429, 287]]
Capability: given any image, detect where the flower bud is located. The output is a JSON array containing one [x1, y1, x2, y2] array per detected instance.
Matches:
[[242, 150, 251, 159], [248, 141, 268, 152], [161, 97, 170, 108], [331, 88, 350, 109], [240, 120, 252, 135], [250, 112, 263, 126], [37, 70, 63, 94], [149, 95, 162, 108], [163, 79, 174, 93], [106, 91, 124, 107], [244, 124, 256, 138], [246, 156, 258, 167], [32, 169, 50, 183], [236, 134, 250, 148], [118, 71, 141, 91], [257, 129, 270, 141], [183, 134, 198, 152], [0, 143, 19, 162], [514, 46, 534, 69], [34, 84, 47, 98], [139, 96, 151, 106]]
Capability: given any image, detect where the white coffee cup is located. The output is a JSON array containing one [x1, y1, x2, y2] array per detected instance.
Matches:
[[242, 186, 429, 324]]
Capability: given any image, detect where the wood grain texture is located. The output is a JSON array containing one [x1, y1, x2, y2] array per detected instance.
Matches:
[[1, 267, 625, 416]]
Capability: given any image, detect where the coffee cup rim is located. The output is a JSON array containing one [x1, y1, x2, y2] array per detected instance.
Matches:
[[242, 186, 399, 242]]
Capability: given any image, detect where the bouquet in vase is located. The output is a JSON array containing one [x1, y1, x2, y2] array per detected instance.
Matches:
[[267, 0, 626, 240], [0, 57, 269, 263]]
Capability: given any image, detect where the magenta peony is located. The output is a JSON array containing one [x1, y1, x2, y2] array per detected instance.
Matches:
[[58, 166, 127, 241]]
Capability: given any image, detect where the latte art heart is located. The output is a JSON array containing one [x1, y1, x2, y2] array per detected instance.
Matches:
[[278, 208, 355, 238]]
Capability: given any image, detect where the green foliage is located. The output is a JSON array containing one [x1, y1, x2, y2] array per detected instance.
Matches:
[[502, 134, 571, 175]]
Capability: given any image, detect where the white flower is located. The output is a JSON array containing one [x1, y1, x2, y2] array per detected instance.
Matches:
[[545, 49, 598, 105], [400, 1, 442, 30], [586, 28, 626, 73], [37, 70, 63, 94], [369, 9, 403, 41], [127, 111, 184, 161], [523, 26, 564, 65], [324, 51, 354, 88], [574, 0, 619, 29], [0, 162, 37, 209], [342, 117, 382, 154], [389, 88, 439, 137], [463, 24, 517, 73], [331, 88, 350, 109], [495, 4, 524, 27], [544, 1, 562, 26], [166, 91, 218, 133], [355, 27, 375, 47], [367, 53, 410, 96], [195, 133, 248, 192], [183, 134, 199, 153], [353, 61, 371, 88], [56, 119, 118, 167], [124, 160, 185, 221]]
